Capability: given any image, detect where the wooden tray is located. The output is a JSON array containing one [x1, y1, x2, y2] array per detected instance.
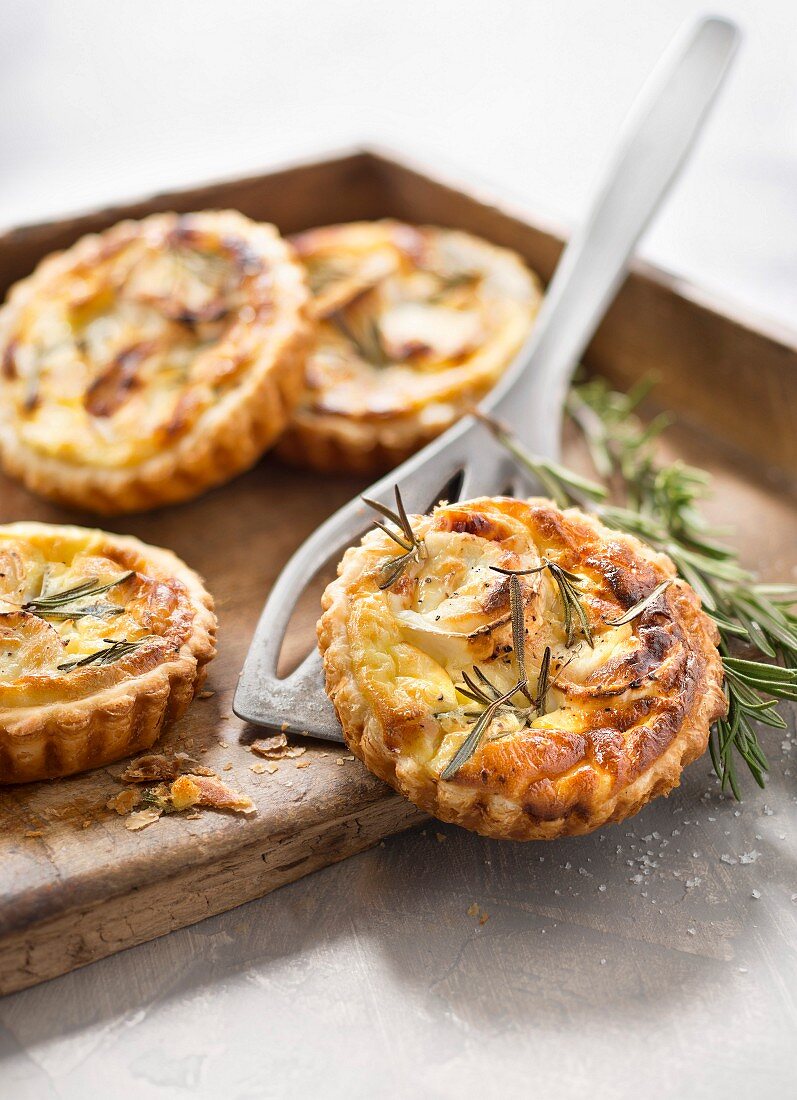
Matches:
[[1, 148, 795, 996]]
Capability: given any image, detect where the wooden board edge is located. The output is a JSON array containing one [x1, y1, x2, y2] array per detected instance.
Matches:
[[0, 795, 426, 996], [366, 143, 797, 352]]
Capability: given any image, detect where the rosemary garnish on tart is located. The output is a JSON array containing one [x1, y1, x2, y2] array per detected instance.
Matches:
[[363, 486, 427, 589], [331, 309, 389, 367], [57, 637, 146, 672], [441, 679, 527, 780], [23, 572, 133, 620], [604, 578, 672, 626], [492, 562, 594, 648], [480, 378, 797, 798], [441, 570, 554, 779]]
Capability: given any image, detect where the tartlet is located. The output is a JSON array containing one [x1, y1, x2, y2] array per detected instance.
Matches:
[[0, 522, 216, 783], [0, 210, 311, 514], [318, 495, 726, 840], [277, 220, 542, 473]]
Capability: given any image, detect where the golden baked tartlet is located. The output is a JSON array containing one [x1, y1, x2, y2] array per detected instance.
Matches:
[[0, 210, 311, 513], [318, 495, 726, 839], [0, 522, 216, 783], [277, 220, 542, 473]]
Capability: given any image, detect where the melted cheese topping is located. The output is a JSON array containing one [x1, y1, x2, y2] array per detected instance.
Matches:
[[332, 497, 724, 820], [0, 211, 299, 468], [0, 525, 194, 708], [290, 221, 542, 426]]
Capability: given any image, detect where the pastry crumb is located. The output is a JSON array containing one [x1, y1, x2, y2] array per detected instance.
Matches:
[[170, 775, 202, 811], [250, 734, 305, 760], [186, 774, 255, 815], [436, 832, 446, 843], [467, 901, 489, 924], [125, 808, 162, 831], [106, 788, 142, 815], [198, 690, 215, 699], [24, 829, 44, 839], [251, 733, 287, 757], [120, 751, 213, 783]]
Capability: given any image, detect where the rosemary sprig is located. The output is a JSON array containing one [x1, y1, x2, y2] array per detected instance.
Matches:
[[441, 679, 527, 781], [428, 270, 479, 304], [605, 579, 672, 626], [364, 486, 426, 589], [57, 637, 145, 672], [38, 603, 125, 622], [474, 409, 607, 509], [24, 572, 133, 619], [481, 380, 797, 796], [508, 573, 534, 703], [443, 578, 549, 778], [492, 562, 594, 648], [332, 310, 388, 367]]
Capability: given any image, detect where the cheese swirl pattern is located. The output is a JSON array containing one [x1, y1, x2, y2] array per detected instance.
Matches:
[[0, 522, 215, 783], [319, 497, 726, 839], [0, 211, 310, 513], [278, 221, 542, 473]]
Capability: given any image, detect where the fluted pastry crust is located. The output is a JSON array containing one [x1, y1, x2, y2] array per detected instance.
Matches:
[[0, 211, 311, 514], [277, 221, 542, 473], [0, 522, 216, 783], [318, 496, 726, 839]]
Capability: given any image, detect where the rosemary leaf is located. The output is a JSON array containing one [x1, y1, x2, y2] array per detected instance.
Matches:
[[491, 561, 593, 649], [605, 579, 672, 626], [441, 680, 527, 781], [535, 646, 551, 715], [509, 574, 534, 703], [371, 519, 413, 552], [548, 563, 594, 648], [57, 637, 144, 672], [25, 572, 134, 617], [366, 486, 425, 590]]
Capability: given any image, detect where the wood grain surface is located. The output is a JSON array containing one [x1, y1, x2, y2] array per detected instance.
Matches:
[[0, 151, 794, 997]]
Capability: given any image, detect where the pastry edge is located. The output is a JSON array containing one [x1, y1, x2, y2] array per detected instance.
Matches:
[[0, 212, 313, 515], [0, 526, 216, 784], [317, 504, 727, 841]]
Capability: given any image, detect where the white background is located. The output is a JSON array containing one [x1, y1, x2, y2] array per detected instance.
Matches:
[[1, 4, 796, 1099], [2, 0, 796, 325]]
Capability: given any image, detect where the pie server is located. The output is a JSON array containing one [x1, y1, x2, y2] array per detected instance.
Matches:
[[234, 16, 739, 742]]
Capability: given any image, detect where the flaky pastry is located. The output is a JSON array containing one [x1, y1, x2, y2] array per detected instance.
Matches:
[[319, 496, 726, 839], [0, 210, 311, 513], [277, 221, 542, 473], [0, 522, 216, 783]]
